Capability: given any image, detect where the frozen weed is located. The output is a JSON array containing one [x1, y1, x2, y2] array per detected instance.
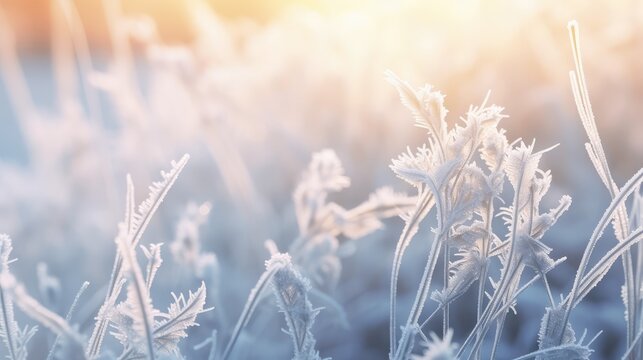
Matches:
[[0, 235, 37, 360], [387, 20, 642, 360]]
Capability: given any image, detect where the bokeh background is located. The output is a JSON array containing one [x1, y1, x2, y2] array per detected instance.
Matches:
[[0, 0, 641, 358]]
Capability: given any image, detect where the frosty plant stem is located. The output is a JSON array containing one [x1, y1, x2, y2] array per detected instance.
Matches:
[[567, 20, 638, 357], [46, 281, 90, 360], [394, 175, 445, 360], [473, 200, 494, 359], [87, 155, 190, 358], [388, 72, 516, 358], [117, 199, 156, 360], [442, 241, 450, 337], [459, 164, 528, 358], [573, 227, 643, 307], [394, 233, 443, 360], [389, 190, 434, 357], [0, 287, 16, 360], [270, 258, 322, 359], [221, 253, 291, 360], [560, 169, 643, 338], [0, 236, 18, 360], [387, 70, 451, 358]]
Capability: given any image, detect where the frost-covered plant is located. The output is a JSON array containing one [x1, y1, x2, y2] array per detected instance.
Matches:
[[385, 71, 558, 360], [0, 235, 37, 360], [270, 256, 323, 360], [0, 234, 85, 359], [387, 21, 643, 360], [0, 273, 85, 358], [515, 329, 599, 360], [413, 329, 457, 360], [101, 156, 209, 360], [47, 281, 89, 360], [0, 155, 208, 360], [37, 263, 61, 312], [221, 253, 294, 360], [87, 155, 191, 358], [221, 253, 324, 360], [169, 201, 225, 331], [384, 70, 630, 360], [554, 21, 643, 360], [290, 149, 415, 292], [220, 149, 413, 359], [170, 202, 215, 279], [0, 155, 209, 360], [464, 141, 571, 358]]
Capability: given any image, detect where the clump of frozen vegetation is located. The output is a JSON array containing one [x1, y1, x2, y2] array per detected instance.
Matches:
[[386, 21, 643, 360], [386, 71, 573, 359], [218, 149, 414, 360], [0, 156, 209, 360]]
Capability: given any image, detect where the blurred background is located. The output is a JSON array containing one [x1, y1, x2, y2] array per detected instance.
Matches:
[[0, 0, 641, 358]]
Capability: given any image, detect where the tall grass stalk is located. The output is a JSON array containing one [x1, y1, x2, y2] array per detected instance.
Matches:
[[567, 21, 638, 359], [221, 254, 290, 360]]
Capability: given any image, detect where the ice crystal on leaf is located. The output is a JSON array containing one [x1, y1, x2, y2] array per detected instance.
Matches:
[[537, 305, 576, 355], [271, 262, 323, 360], [386, 71, 449, 145], [431, 247, 485, 306], [153, 282, 208, 355], [413, 329, 458, 360]]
